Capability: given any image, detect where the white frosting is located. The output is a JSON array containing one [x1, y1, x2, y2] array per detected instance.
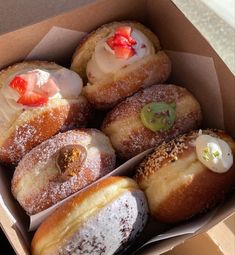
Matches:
[[195, 134, 233, 173], [0, 68, 83, 129], [86, 28, 155, 83]]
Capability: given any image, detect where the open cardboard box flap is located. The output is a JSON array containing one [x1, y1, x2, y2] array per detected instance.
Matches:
[[0, 0, 235, 254]]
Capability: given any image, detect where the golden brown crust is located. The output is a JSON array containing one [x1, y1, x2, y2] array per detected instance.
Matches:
[[31, 176, 148, 255], [11, 129, 116, 215], [102, 84, 202, 159], [70, 21, 171, 109], [134, 129, 235, 223], [153, 164, 235, 223], [31, 176, 136, 244], [0, 61, 92, 164], [0, 96, 92, 164], [84, 52, 171, 109]]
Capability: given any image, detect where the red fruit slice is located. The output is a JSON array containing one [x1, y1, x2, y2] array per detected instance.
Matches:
[[114, 46, 136, 59], [115, 26, 132, 38], [9, 76, 27, 95], [106, 26, 137, 59], [113, 35, 131, 47], [106, 36, 116, 49], [128, 36, 137, 45], [17, 91, 48, 107]]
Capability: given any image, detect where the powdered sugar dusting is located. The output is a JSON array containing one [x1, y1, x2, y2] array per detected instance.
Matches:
[[59, 190, 148, 255]]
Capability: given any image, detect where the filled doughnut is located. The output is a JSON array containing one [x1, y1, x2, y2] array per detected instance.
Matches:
[[102, 84, 202, 159], [11, 129, 116, 215], [71, 21, 171, 109], [31, 176, 148, 255], [0, 61, 92, 164], [134, 129, 235, 223]]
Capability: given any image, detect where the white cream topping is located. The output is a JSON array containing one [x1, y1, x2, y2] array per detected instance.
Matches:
[[0, 68, 83, 129], [195, 134, 233, 173], [86, 28, 155, 84], [31, 69, 51, 87]]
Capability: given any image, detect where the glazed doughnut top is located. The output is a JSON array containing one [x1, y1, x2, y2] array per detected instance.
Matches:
[[0, 66, 83, 129], [86, 26, 155, 83]]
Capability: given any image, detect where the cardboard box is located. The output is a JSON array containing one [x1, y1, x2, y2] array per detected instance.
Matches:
[[162, 233, 224, 255], [162, 212, 235, 255], [0, 0, 235, 254]]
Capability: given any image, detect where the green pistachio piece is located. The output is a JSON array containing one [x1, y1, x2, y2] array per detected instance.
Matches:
[[140, 102, 176, 132]]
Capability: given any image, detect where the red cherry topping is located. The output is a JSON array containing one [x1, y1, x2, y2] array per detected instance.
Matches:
[[9, 76, 27, 95], [106, 26, 137, 59], [17, 91, 48, 107]]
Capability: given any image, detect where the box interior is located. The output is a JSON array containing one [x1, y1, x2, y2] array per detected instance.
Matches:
[[0, 0, 235, 254], [162, 233, 224, 255]]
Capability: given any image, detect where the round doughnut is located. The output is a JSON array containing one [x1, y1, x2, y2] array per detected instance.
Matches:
[[11, 129, 116, 215], [31, 176, 149, 255], [102, 84, 202, 160], [71, 21, 171, 109], [134, 129, 235, 223], [0, 61, 92, 164]]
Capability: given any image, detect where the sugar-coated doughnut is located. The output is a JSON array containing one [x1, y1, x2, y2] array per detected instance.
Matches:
[[31, 176, 148, 255], [11, 129, 116, 215], [102, 84, 202, 160], [71, 21, 171, 109], [0, 61, 92, 164], [134, 129, 235, 223]]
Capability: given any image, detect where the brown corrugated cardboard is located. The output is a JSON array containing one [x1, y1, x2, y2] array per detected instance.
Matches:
[[0, 0, 235, 254]]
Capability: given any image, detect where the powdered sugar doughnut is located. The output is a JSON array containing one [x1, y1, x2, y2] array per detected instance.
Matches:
[[31, 177, 148, 255], [11, 129, 116, 215]]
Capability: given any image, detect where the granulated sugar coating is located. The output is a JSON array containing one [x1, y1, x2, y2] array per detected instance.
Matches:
[[11, 129, 116, 215], [102, 84, 202, 159]]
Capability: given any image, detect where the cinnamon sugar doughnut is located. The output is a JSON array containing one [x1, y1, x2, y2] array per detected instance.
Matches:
[[135, 129, 235, 223], [11, 129, 116, 215], [102, 84, 202, 159], [31, 177, 148, 255], [0, 61, 92, 164], [71, 21, 171, 109]]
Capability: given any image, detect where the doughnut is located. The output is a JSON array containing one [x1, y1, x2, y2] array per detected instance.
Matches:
[[71, 21, 171, 109], [102, 84, 202, 160], [11, 129, 116, 215], [31, 176, 148, 255], [0, 61, 92, 164], [134, 129, 235, 223]]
